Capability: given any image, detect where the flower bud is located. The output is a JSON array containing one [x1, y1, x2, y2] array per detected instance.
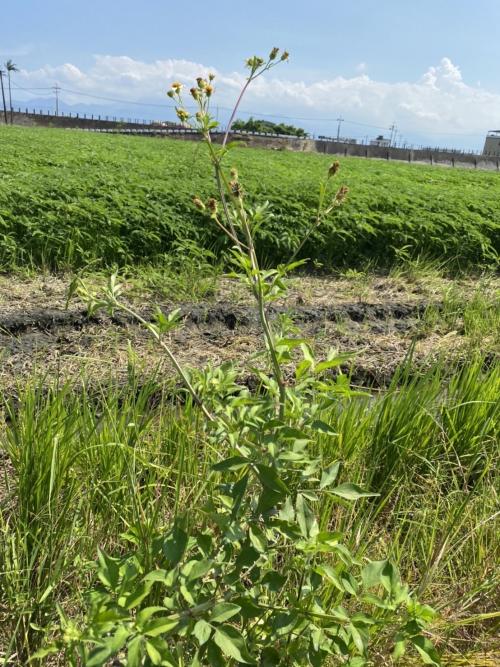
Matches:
[[193, 197, 205, 211], [196, 77, 207, 89], [167, 90, 175, 98], [175, 107, 190, 122], [230, 167, 238, 180], [328, 161, 340, 178]]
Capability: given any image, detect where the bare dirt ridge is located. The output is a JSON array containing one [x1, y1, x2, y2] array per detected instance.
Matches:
[[0, 274, 496, 392]]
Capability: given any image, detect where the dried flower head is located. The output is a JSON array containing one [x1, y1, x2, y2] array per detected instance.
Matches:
[[230, 180, 243, 198], [207, 197, 218, 215], [269, 47, 280, 60], [193, 197, 205, 211], [205, 84, 214, 97], [334, 185, 349, 203], [171, 82, 183, 92], [281, 51, 290, 61], [208, 72, 215, 81], [328, 161, 340, 178]]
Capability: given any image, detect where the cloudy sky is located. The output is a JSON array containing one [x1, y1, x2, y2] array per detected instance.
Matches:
[[3, 0, 500, 149]]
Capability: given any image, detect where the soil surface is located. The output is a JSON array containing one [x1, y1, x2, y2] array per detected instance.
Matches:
[[0, 273, 497, 392]]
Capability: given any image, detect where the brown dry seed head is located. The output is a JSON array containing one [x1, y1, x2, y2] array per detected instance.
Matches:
[[207, 198, 218, 214], [328, 161, 340, 177], [230, 180, 242, 198], [335, 185, 349, 202], [208, 72, 215, 81], [281, 51, 290, 61], [269, 47, 280, 60]]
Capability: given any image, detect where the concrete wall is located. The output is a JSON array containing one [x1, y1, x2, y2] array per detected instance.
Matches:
[[3, 110, 500, 171], [483, 135, 500, 158]]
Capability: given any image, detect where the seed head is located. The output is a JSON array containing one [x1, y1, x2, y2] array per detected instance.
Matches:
[[208, 72, 216, 81], [230, 167, 238, 180], [281, 51, 290, 61], [334, 185, 349, 203], [207, 197, 218, 215], [190, 87, 200, 100], [269, 47, 280, 60], [193, 197, 205, 211], [230, 180, 242, 198], [196, 77, 207, 89], [328, 161, 340, 178], [205, 84, 214, 97]]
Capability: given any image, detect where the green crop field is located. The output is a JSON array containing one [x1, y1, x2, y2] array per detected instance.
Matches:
[[0, 124, 498, 666], [0, 125, 498, 272]]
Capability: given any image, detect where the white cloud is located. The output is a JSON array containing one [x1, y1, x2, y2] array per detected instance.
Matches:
[[13, 55, 500, 142]]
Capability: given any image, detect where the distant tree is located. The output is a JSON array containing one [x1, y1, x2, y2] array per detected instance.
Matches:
[[5, 59, 19, 123], [232, 116, 308, 137]]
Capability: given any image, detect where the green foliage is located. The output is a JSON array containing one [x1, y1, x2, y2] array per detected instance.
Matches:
[[232, 116, 309, 137], [0, 126, 498, 272]]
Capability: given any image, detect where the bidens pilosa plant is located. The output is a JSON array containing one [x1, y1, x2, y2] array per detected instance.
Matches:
[[52, 49, 440, 666]]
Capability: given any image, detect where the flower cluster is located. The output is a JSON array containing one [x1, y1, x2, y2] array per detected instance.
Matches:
[[167, 73, 217, 127]]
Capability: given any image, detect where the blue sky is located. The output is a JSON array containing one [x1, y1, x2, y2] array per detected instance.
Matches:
[[3, 0, 500, 149]]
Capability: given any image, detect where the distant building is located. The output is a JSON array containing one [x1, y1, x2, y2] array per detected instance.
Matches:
[[370, 134, 391, 147], [483, 130, 500, 157]]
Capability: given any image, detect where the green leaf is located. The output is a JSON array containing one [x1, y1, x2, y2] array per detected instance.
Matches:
[[249, 525, 267, 552], [392, 638, 407, 660], [86, 627, 129, 667], [193, 619, 212, 645], [316, 564, 344, 592], [213, 625, 256, 664], [410, 635, 441, 665], [186, 558, 212, 581], [122, 580, 152, 609], [320, 462, 341, 489], [330, 483, 379, 500], [255, 464, 289, 494], [311, 420, 338, 436], [142, 616, 180, 637], [126, 635, 144, 667], [210, 602, 241, 623], [362, 560, 388, 589], [212, 456, 249, 472], [296, 493, 319, 539], [163, 523, 188, 567], [96, 549, 120, 590]]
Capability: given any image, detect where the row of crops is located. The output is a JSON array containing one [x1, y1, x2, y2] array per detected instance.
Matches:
[[0, 126, 499, 271]]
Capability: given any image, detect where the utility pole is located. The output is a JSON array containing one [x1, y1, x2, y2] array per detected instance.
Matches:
[[0, 71, 8, 124], [336, 116, 344, 142], [389, 123, 397, 147], [53, 83, 60, 116]]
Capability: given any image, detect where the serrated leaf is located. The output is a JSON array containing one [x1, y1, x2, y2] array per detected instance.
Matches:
[[193, 619, 212, 645], [210, 602, 241, 623], [142, 616, 179, 637], [213, 625, 256, 664]]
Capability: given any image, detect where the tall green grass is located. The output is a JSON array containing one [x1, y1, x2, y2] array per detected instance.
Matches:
[[1, 359, 498, 662]]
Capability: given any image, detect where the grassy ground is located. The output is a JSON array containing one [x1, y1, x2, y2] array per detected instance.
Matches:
[[0, 126, 498, 665]]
